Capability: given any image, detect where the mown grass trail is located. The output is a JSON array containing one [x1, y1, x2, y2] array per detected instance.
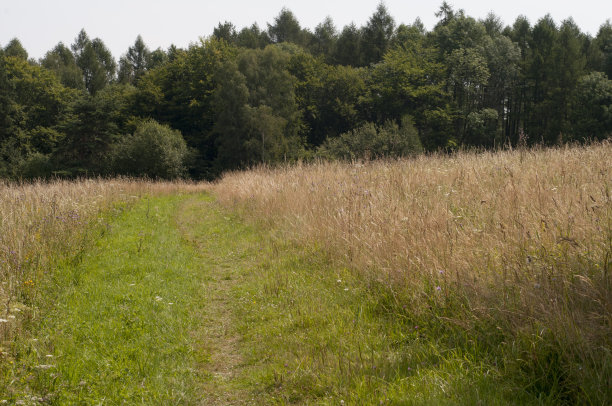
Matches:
[[5, 192, 548, 404], [6, 194, 210, 404]]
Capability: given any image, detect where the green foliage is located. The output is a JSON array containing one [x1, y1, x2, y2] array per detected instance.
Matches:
[[430, 5, 487, 56], [0, 51, 20, 148], [361, 3, 396, 65], [464, 108, 500, 146], [136, 37, 236, 177], [267, 8, 306, 45], [27, 126, 65, 154], [3, 38, 28, 60], [71, 29, 116, 94], [393, 19, 426, 49], [41, 42, 85, 90], [421, 107, 457, 149], [595, 21, 612, 78], [334, 23, 362, 66], [1, 56, 74, 135], [553, 19, 588, 139], [481, 12, 504, 37], [111, 119, 189, 178], [571, 72, 612, 140], [118, 35, 152, 85], [18, 152, 53, 179], [0, 138, 24, 178], [448, 47, 490, 108], [213, 46, 305, 170], [311, 17, 337, 60], [367, 44, 446, 124], [319, 115, 422, 160], [482, 35, 520, 125], [243, 104, 289, 163], [236, 23, 271, 49], [0, 53, 75, 178], [289, 52, 366, 146], [55, 84, 136, 174], [525, 15, 560, 142], [213, 21, 238, 43], [212, 59, 250, 169], [147, 48, 167, 70], [1, 6, 611, 180]]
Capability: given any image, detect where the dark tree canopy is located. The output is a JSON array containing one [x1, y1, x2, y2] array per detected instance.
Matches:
[[268, 8, 303, 44], [118, 35, 152, 84], [71, 29, 116, 94], [213, 22, 238, 43], [42, 42, 84, 89], [4, 38, 28, 60], [361, 3, 396, 65]]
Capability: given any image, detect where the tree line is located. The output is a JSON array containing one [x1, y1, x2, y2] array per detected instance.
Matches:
[[1, 2, 611, 179]]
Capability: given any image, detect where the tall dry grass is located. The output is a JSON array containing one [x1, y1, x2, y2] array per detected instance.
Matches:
[[211, 143, 612, 397], [0, 178, 206, 341]]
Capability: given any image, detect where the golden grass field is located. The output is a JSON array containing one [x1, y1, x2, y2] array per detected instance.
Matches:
[[211, 142, 611, 373]]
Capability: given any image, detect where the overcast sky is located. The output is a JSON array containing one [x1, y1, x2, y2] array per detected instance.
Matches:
[[1, 0, 610, 60]]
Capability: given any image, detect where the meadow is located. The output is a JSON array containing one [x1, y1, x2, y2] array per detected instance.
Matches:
[[211, 142, 612, 403], [0, 142, 610, 404]]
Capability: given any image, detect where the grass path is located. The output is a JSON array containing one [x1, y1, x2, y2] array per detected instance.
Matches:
[[177, 196, 531, 405], [175, 195, 255, 404], [11, 194, 211, 404], [3, 193, 541, 404]]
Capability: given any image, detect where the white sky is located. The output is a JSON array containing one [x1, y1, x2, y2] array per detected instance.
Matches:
[[1, 0, 610, 60]]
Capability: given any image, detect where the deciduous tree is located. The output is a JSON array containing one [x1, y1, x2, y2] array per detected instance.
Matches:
[[41, 43, 84, 89]]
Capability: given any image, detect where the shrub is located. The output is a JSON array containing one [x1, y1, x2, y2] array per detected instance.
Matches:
[[19, 152, 53, 179], [464, 108, 500, 146], [570, 72, 612, 141], [111, 119, 189, 179], [319, 115, 423, 160]]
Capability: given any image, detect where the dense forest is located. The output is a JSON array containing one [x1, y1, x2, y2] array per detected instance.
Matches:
[[1, 2, 611, 179]]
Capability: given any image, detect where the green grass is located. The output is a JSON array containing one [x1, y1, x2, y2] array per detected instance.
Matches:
[[2, 195, 209, 404], [3, 193, 561, 404], [178, 197, 542, 404]]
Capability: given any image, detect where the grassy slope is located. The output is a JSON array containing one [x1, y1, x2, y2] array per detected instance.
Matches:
[[4, 193, 547, 404]]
